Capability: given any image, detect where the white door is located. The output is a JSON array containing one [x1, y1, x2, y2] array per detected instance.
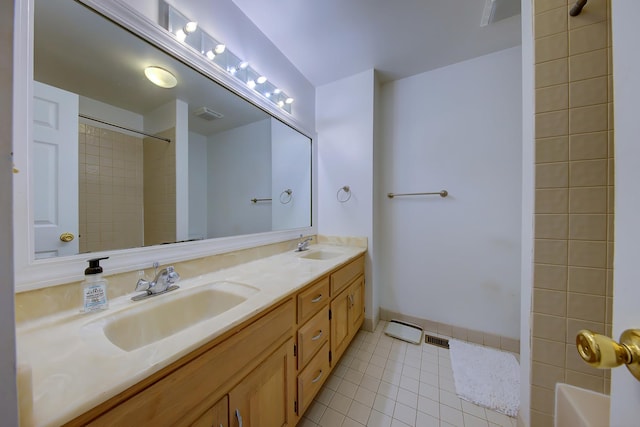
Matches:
[[610, 0, 640, 424], [33, 81, 79, 258]]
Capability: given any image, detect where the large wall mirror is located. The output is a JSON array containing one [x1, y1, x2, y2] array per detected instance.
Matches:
[[14, 0, 313, 289]]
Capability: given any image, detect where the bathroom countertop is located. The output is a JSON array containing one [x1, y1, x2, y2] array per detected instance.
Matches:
[[17, 243, 366, 427]]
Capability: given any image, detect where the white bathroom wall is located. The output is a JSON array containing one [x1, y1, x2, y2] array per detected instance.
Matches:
[[207, 119, 272, 237], [1, 0, 17, 423], [378, 47, 523, 339], [271, 119, 312, 231], [188, 131, 208, 240], [316, 69, 377, 328], [125, 0, 315, 132], [78, 96, 143, 132]]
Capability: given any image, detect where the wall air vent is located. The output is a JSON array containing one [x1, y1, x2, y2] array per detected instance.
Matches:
[[194, 106, 224, 121]]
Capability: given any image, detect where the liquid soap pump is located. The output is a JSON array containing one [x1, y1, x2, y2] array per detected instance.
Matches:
[[82, 257, 109, 313]]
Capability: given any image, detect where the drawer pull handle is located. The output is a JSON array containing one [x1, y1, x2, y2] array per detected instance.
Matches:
[[235, 408, 243, 427], [311, 294, 323, 303], [311, 370, 324, 383], [311, 330, 323, 341], [348, 294, 354, 308]]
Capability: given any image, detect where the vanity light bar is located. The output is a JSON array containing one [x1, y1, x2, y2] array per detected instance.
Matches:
[[166, 5, 294, 113]]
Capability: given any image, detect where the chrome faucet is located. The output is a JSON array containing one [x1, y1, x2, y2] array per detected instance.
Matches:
[[296, 235, 313, 252], [132, 265, 180, 301]]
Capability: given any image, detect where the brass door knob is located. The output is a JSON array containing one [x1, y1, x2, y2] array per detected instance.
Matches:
[[576, 329, 640, 381], [59, 232, 74, 242]]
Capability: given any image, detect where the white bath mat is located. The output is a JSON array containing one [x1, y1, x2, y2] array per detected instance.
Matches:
[[449, 339, 520, 417]]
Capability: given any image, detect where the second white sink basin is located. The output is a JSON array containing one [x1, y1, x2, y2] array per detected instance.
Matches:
[[98, 282, 259, 351]]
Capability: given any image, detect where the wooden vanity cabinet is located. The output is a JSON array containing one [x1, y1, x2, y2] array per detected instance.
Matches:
[[191, 396, 228, 427], [67, 252, 366, 427], [330, 274, 365, 365]]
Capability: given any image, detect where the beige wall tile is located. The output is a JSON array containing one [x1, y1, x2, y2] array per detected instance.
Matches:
[[568, 266, 606, 295], [608, 158, 614, 186], [569, 187, 607, 213], [531, 410, 554, 427], [535, 0, 565, 15], [536, 33, 568, 62], [536, 136, 569, 163], [607, 186, 614, 213], [536, 214, 568, 239], [534, 289, 567, 316], [536, 163, 569, 188], [500, 337, 520, 353], [531, 385, 556, 414], [606, 296, 613, 325], [569, 77, 608, 108], [569, 104, 608, 134], [536, 84, 568, 113], [536, 189, 569, 213], [536, 58, 568, 88], [569, 132, 608, 160], [535, 239, 568, 265], [569, 49, 608, 82], [570, 159, 607, 187], [451, 326, 467, 341], [568, 292, 606, 322], [533, 313, 567, 341], [483, 333, 501, 349], [569, 21, 608, 55], [467, 329, 483, 345], [536, 110, 569, 138], [568, 214, 606, 241], [532, 362, 566, 389], [568, 0, 606, 29], [536, 7, 568, 38], [566, 370, 605, 393], [607, 241, 614, 269], [532, 337, 566, 367], [534, 263, 568, 290], [568, 240, 607, 268]]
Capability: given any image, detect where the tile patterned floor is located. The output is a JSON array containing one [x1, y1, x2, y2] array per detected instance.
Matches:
[[299, 321, 518, 427]]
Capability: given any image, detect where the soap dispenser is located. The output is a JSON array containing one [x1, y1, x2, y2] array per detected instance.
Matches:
[[82, 257, 109, 313]]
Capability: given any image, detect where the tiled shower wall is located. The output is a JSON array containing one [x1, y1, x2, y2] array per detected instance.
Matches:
[[78, 123, 144, 253], [532, 0, 613, 425]]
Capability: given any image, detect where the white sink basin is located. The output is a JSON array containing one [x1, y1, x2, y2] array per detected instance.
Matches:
[[299, 250, 341, 260], [96, 281, 259, 351], [555, 383, 610, 427]]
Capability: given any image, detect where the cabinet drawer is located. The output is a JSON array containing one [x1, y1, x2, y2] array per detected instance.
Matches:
[[330, 255, 364, 296], [297, 306, 329, 369], [297, 277, 329, 324], [297, 341, 330, 416]]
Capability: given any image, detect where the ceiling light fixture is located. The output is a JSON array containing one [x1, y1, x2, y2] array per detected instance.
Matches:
[[206, 50, 215, 60], [285, 97, 294, 104], [239, 61, 249, 70], [184, 21, 198, 33], [247, 79, 256, 89], [144, 66, 177, 88], [214, 44, 226, 54], [175, 29, 187, 42], [256, 76, 267, 84]]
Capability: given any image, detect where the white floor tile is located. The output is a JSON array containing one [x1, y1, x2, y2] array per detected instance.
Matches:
[[347, 400, 372, 425], [393, 402, 417, 426], [396, 387, 418, 409], [368, 409, 393, 427], [319, 407, 346, 427], [373, 394, 396, 417], [310, 330, 519, 427]]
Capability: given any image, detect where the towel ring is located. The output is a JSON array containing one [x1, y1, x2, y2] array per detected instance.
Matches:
[[337, 186, 351, 203], [279, 189, 293, 204]]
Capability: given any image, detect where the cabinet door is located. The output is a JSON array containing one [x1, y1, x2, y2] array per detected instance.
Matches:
[[348, 276, 365, 333], [228, 338, 295, 427], [191, 396, 228, 427], [330, 287, 351, 364]]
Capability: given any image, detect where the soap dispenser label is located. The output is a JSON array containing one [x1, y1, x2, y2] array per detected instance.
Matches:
[[84, 284, 107, 311]]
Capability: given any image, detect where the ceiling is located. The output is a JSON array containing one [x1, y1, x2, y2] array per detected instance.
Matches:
[[230, 0, 522, 86]]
